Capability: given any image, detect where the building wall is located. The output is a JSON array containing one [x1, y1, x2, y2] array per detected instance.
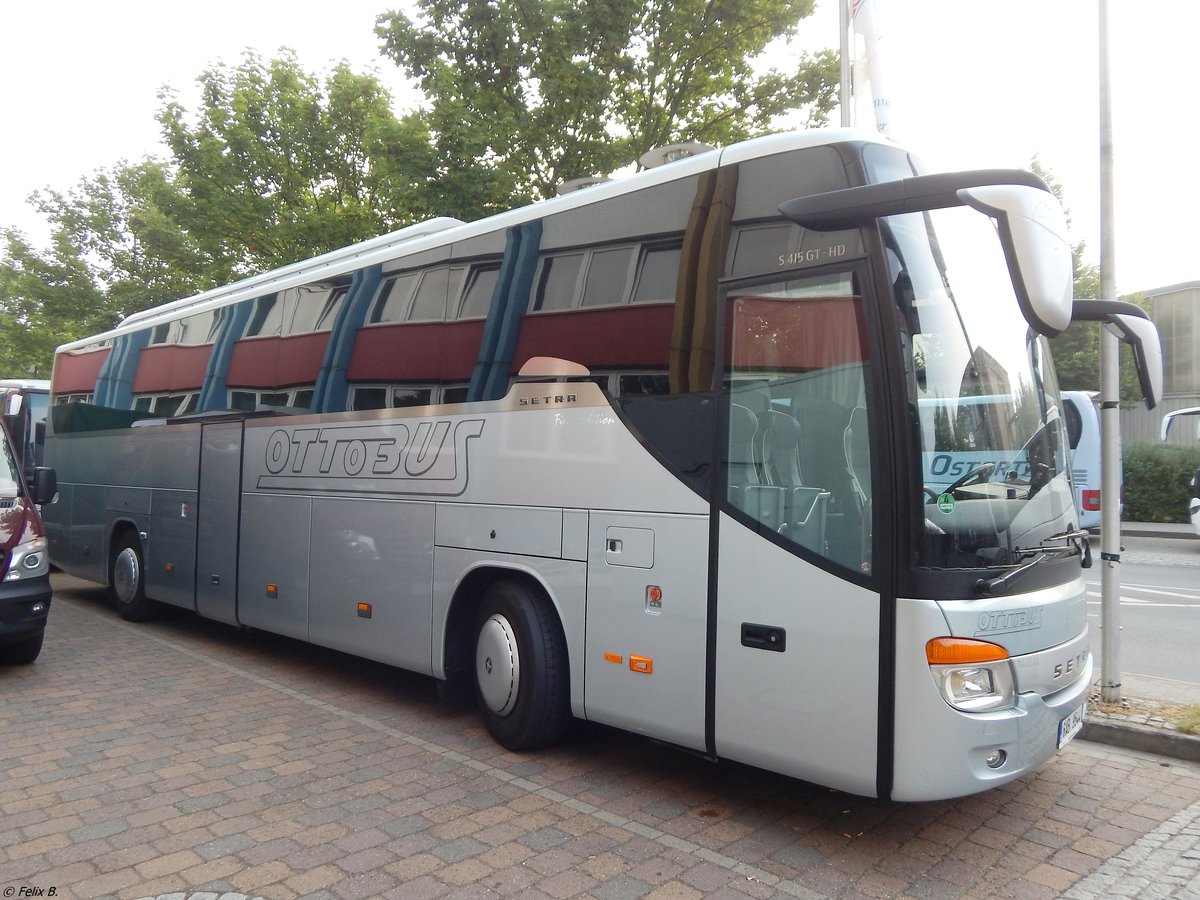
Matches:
[[1122, 280, 1200, 444]]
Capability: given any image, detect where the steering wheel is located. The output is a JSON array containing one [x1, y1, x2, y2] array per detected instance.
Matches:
[[944, 462, 996, 495]]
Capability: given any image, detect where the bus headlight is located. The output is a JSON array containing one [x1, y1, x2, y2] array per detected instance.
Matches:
[[5, 536, 49, 581], [926, 637, 1017, 712]]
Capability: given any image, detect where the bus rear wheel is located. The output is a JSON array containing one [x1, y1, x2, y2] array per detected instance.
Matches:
[[111, 532, 156, 622], [473, 580, 570, 751]]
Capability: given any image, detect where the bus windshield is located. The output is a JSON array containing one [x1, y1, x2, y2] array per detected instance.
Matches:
[[886, 205, 1075, 570], [0, 429, 22, 497]]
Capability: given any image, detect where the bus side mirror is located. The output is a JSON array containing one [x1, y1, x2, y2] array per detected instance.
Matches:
[[32, 467, 57, 506], [1105, 314, 1163, 409], [1071, 300, 1164, 410], [958, 184, 1073, 338]]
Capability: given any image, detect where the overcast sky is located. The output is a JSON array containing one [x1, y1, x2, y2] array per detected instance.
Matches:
[[3, 1, 1196, 295]]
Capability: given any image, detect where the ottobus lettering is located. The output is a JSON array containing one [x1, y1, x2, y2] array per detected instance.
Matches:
[[258, 418, 484, 494]]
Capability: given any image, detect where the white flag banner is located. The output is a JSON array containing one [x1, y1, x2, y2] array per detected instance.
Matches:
[[851, 0, 894, 135]]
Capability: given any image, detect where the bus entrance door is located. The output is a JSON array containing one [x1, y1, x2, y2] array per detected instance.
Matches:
[[195, 420, 244, 626]]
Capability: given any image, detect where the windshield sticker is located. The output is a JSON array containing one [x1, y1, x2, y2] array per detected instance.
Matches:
[[937, 493, 955, 514]]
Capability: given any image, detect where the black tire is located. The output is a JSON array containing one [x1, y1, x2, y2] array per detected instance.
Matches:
[[0, 630, 44, 664], [110, 531, 157, 622], [473, 580, 571, 751]]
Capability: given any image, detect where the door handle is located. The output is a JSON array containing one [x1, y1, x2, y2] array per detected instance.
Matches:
[[741, 622, 786, 652]]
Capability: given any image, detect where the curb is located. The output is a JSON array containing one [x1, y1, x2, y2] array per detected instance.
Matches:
[[1080, 720, 1200, 763], [1120, 527, 1198, 541]]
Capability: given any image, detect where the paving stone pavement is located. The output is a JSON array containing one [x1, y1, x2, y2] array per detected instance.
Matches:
[[3, 576, 1200, 900], [1061, 797, 1200, 899]]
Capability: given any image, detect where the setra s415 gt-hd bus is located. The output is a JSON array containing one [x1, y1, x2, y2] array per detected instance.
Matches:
[[43, 130, 1161, 800]]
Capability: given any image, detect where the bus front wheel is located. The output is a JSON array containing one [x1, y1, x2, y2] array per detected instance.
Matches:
[[473, 580, 570, 751], [111, 532, 156, 622]]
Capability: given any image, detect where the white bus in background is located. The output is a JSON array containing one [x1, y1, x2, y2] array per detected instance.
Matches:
[[42, 129, 1161, 801], [1160, 407, 1200, 535], [1061, 391, 1108, 531]]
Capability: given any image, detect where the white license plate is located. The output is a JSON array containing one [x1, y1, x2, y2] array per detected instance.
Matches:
[[1057, 702, 1086, 748]]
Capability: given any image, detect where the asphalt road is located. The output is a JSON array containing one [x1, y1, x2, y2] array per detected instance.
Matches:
[[1086, 533, 1200, 686]]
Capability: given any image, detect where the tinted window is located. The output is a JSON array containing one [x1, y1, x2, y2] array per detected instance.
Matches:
[[352, 388, 387, 411], [392, 387, 433, 407], [245, 295, 283, 337], [1063, 397, 1083, 450], [632, 245, 681, 304], [459, 265, 501, 319], [581, 247, 633, 307], [730, 224, 796, 277], [722, 270, 873, 572], [230, 392, 256, 411], [410, 267, 460, 321], [370, 274, 419, 323], [178, 309, 221, 345], [286, 284, 338, 334], [534, 254, 583, 311]]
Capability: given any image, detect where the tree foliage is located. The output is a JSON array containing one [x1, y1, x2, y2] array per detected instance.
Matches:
[[376, 0, 838, 212], [2, 4, 840, 377], [0, 53, 438, 375], [157, 50, 442, 274]]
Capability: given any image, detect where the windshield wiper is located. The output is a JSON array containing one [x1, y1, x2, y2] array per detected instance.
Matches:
[[975, 528, 1091, 596]]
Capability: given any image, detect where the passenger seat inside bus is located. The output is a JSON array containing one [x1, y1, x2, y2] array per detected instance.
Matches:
[[762, 409, 829, 553], [728, 402, 783, 529], [791, 396, 860, 567]]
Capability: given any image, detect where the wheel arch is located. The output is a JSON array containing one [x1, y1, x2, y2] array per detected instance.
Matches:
[[106, 518, 143, 586], [438, 562, 567, 686]]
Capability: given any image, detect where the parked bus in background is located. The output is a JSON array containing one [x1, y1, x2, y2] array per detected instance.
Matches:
[[1060, 390, 1110, 531], [44, 129, 1153, 801], [1160, 407, 1200, 535]]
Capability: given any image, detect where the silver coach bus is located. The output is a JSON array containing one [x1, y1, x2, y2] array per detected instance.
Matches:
[[43, 130, 1156, 800]]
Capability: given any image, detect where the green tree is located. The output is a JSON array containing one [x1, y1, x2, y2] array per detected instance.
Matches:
[[376, 0, 838, 215], [0, 159, 204, 375], [158, 50, 443, 274], [0, 53, 436, 375], [0, 230, 107, 378]]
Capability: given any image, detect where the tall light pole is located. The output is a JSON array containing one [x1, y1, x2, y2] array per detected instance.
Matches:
[[840, 0, 852, 127], [1098, 0, 1122, 704]]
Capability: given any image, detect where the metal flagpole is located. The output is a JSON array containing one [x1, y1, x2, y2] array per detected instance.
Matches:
[[1098, 0, 1122, 704], [840, 0, 852, 127]]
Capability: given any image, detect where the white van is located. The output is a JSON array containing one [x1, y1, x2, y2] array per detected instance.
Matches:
[[1160, 406, 1200, 535], [1061, 391, 1109, 531]]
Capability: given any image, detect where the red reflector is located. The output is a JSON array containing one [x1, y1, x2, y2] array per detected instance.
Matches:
[[1082, 490, 1101, 511]]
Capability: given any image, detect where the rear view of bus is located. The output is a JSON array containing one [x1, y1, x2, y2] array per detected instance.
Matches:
[[43, 131, 1159, 801]]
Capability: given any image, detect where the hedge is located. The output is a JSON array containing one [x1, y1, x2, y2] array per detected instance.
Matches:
[[1120, 442, 1200, 524]]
